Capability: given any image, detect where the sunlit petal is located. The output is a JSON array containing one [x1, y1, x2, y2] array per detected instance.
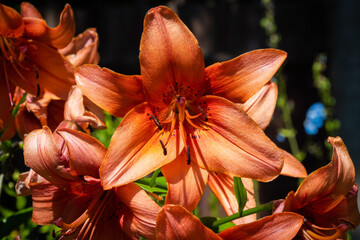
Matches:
[[139, 6, 205, 108], [280, 150, 307, 178], [205, 49, 286, 103], [0, 3, 24, 37], [20, 2, 42, 18]]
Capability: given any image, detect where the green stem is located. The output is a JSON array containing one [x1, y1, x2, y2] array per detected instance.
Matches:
[[212, 202, 273, 227], [135, 178, 167, 190]]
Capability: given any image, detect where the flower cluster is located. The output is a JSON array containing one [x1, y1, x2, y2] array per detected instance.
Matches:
[[0, 2, 357, 239]]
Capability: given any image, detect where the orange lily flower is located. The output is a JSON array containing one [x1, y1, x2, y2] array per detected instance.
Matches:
[[208, 81, 307, 224], [18, 125, 159, 239], [156, 204, 303, 240], [274, 136, 360, 239], [0, 2, 76, 139], [76, 6, 286, 204]]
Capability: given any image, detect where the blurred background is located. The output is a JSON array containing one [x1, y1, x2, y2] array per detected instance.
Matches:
[[1, 0, 359, 238]]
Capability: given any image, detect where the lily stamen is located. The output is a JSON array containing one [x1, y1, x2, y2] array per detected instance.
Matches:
[[150, 114, 162, 130], [159, 139, 167, 156], [197, 105, 208, 121], [303, 219, 348, 240], [186, 145, 191, 165]]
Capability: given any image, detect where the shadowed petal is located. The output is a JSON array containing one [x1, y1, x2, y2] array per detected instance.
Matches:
[[280, 150, 307, 178], [189, 96, 283, 182], [100, 102, 184, 189], [76, 65, 145, 118], [162, 152, 209, 212], [57, 129, 106, 178], [139, 6, 205, 108], [0, 83, 15, 140], [115, 183, 160, 240], [22, 4, 75, 48], [208, 173, 256, 225], [0, 3, 24, 37], [239, 81, 278, 130], [20, 2, 42, 18], [292, 137, 355, 212], [156, 204, 221, 240], [205, 49, 286, 103], [59, 28, 99, 67], [218, 212, 303, 240]]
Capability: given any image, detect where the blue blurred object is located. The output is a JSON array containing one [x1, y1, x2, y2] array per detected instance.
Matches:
[[304, 102, 326, 135], [276, 133, 286, 142]]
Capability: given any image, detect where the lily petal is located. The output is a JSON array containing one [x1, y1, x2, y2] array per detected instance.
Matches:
[[20, 2, 42, 18], [208, 173, 256, 225], [280, 150, 307, 178], [76, 65, 145, 118], [239, 81, 278, 130], [22, 4, 75, 49], [162, 152, 209, 212], [59, 28, 99, 67], [156, 204, 222, 240], [23, 127, 78, 187], [0, 3, 24, 37], [0, 83, 15, 140], [100, 102, 184, 189], [292, 136, 355, 212], [115, 183, 160, 240], [218, 212, 303, 240], [56, 129, 106, 178], [189, 96, 283, 182], [205, 49, 286, 103], [139, 6, 205, 108]]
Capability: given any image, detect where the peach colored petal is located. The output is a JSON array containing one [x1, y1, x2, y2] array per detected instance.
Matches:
[[100, 102, 184, 189], [56, 129, 106, 178], [76, 65, 145, 118], [162, 152, 209, 212], [20, 2, 42, 18], [59, 28, 99, 67], [205, 49, 286, 103], [218, 212, 303, 240], [189, 96, 283, 182], [280, 150, 307, 178], [292, 136, 355, 212], [239, 81, 278, 130], [22, 4, 75, 49], [208, 173, 256, 225], [0, 3, 24, 37], [156, 204, 222, 240], [139, 6, 205, 108], [115, 183, 160, 240], [23, 127, 78, 187]]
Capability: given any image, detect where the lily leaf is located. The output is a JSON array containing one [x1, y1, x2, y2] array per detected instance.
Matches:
[[233, 177, 247, 213], [150, 168, 161, 187]]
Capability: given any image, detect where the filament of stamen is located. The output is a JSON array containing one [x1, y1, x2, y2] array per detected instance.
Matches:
[[197, 106, 208, 121]]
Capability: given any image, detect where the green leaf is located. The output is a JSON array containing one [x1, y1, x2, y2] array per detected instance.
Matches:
[[233, 177, 247, 213], [0, 207, 32, 238], [150, 169, 161, 188]]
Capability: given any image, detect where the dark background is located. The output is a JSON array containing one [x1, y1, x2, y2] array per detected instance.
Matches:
[[3, 0, 360, 237]]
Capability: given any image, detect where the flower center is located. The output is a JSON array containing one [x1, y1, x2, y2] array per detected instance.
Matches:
[[0, 36, 38, 105], [148, 95, 211, 165], [301, 218, 350, 240]]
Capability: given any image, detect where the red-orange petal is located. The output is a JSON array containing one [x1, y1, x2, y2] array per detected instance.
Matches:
[[20, 2, 42, 18], [115, 183, 160, 240], [156, 204, 222, 240], [139, 6, 205, 108], [292, 136, 355, 212], [218, 212, 303, 240], [22, 4, 75, 48], [76, 65, 145, 118], [0, 4, 24, 37], [100, 102, 185, 190], [280, 150, 307, 178], [205, 49, 286, 103], [239, 81, 278, 130], [208, 173, 256, 225], [56, 129, 106, 179], [59, 28, 99, 67], [162, 152, 209, 212], [0, 83, 15, 140], [189, 96, 283, 182]]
